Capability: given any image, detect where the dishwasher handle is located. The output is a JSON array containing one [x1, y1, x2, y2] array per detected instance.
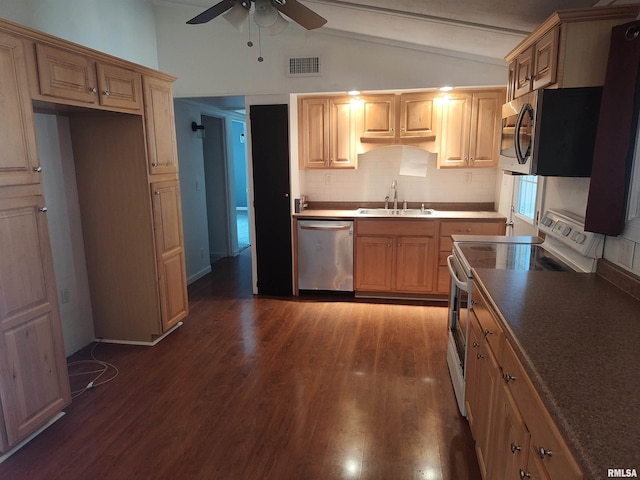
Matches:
[[447, 255, 471, 292], [299, 224, 352, 231]]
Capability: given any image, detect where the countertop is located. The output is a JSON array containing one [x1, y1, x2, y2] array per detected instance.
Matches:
[[293, 209, 506, 220], [473, 268, 640, 480]]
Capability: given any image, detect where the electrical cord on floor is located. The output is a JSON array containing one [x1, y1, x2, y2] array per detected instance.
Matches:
[[67, 339, 119, 399]]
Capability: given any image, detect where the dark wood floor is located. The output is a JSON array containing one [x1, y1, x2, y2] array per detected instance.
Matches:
[[0, 249, 481, 479]]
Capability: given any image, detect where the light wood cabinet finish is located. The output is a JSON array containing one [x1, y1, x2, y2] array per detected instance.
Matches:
[[35, 43, 142, 111], [0, 32, 40, 187], [439, 90, 503, 169], [0, 195, 70, 450], [506, 5, 640, 100], [143, 76, 179, 175], [466, 283, 582, 480], [354, 219, 436, 295], [361, 92, 437, 142], [298, 96, 357, 169], [151, 180, 188, 331]]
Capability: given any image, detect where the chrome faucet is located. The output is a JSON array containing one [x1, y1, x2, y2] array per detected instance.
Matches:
[[391, 179, 398, 211], [384, 195, 389, 209]]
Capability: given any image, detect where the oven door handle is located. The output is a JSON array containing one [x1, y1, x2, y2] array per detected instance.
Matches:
[[447, 255, 471, 292]]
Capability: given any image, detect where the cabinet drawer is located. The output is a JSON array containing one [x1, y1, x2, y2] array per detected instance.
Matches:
[[502, 341, 582, 480], [470, 287, 503, 359], [441, 220, 504, 237], [355, 219, 436, 236]]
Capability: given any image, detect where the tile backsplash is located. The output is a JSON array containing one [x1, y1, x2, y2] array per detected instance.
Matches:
[[299, 145, 499, 204]]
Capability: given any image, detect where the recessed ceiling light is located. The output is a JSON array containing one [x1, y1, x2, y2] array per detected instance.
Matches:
[[347, 90, 361, 95], [440, 86, 453, 92]]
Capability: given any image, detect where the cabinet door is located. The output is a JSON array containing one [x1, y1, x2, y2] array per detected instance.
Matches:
[[143, 76, 179, 175], [514, 46, 534, 98], [361, 95, 396, 139], [469, 91, 502, 168], [438, 93, 471, 167], [399, 92, 437, 139], [474, 339, 500, 479], [299, 97, 329, 168], [395, 236, 435, 293], [532, 27, 559, 91], [355, 236, 393, 291], [151, 181, 188, 332], [465, 314, 483, 433], [329, 98, 357, 168], [0, 196, 70, 449], [96, 62, 142, 111], [0, 33, 40, 186], [35, 43, 98, 104]]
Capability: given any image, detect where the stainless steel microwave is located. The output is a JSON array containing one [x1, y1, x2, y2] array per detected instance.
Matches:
[[499, 87, 602, 176]]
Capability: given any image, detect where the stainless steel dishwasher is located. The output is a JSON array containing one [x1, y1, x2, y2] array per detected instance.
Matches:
[[297, 220, 354, 291]]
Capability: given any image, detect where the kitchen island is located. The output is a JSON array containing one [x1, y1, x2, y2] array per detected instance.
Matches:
[[472, 267, 640, 480]]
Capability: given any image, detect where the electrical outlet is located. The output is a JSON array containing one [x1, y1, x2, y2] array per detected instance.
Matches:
[[619, 238, 635, 269], [325, 174, 331, 185], [464, 172, 472, 184], [60, 288, 70, 304]]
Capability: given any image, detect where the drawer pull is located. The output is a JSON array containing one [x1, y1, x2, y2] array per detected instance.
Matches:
[[538, 446, 553, 458], [505, 373, 517, 383], [484, 329, 493, 336], [511, 443, 522, 453], [519, 470, 531, 479]]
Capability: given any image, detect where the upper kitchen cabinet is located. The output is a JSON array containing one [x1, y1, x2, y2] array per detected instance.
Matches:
[[32, 43, 142, 113], [143, 75, 180, 175], [360, 92, 437, 142], [506, 5, 640, 100], [439, 89, 504, 169], [298, 96, 357, 169], [0, 32, 41, 187]]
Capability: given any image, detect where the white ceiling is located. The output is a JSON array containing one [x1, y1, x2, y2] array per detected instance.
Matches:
[[174, 0, 601, 59]]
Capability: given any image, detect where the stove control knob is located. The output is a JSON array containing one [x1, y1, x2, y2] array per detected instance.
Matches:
[[575, 233, 586, 244], [541, 217, 553, 227], [562, 226, 571, 236]]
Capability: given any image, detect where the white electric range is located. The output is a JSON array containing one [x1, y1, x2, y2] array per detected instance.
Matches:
[[446, 209, 605, 416]]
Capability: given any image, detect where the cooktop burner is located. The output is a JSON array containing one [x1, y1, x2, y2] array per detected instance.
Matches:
[[457, 243, 573, 273]]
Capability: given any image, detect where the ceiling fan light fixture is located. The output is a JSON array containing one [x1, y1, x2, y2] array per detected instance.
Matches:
[[223, 1, 250, 30], [254, 0, 278, 28], [268, 12, 289, 35]]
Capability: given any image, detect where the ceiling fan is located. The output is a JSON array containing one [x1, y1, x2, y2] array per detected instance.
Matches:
[[186, 0, 327, 32]]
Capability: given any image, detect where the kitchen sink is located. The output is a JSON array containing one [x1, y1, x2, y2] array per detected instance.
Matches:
[[356, 208, 436, 217]]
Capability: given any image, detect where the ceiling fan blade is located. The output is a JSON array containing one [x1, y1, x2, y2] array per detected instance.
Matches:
[[186, 0, 237, 24], [276, 0, 327, 30]]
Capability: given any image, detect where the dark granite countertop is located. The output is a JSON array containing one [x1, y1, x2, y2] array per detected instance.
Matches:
[[472, 269, 640, 480]]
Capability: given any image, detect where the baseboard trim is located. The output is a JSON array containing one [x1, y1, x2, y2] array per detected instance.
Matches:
[[188, 265, 212, 285], [95, 321, 183, 347], [0, 412, 65, 464]]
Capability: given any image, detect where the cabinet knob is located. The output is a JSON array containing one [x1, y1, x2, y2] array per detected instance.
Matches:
[[519, 470, 531, 479], [466, 227, 472, 232], [505, 373, 517, 383], [152, 162, 159, 167], [154, 191, 161, 195], [476, 353, 484, 360], [470, 156, 474, 162], [472, 342, 480, 348], [33, 166, 42, 173], [538, 446, 553, 459], [484, 329, 493, 336], [39, 207, 48, 213], [510, 443, 522, 453], [103, 90, 110, 96], [89, 87, 97, 93], [387, 243, 391, 247]]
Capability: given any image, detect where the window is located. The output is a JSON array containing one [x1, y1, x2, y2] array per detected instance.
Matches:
[[515, 175, 538, 222]]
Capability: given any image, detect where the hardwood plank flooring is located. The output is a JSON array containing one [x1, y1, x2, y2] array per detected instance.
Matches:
[[0, 249, 481, 479]]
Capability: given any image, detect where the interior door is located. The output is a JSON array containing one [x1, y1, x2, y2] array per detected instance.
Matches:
[[249, 104, 292, 296]]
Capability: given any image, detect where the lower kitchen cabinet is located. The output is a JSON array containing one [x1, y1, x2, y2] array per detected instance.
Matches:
[[466, 281, 582, 480], [0, 194, 70, 451], [354, 219, 436, 295]]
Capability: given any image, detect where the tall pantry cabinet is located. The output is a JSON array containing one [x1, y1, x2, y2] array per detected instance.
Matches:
[[0, 18, 188, 452]]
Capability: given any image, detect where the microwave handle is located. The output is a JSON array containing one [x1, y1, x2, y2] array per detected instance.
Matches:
[[515, 103, 534, 165]]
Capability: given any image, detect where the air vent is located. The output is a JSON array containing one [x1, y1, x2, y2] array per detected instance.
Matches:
[[288, 57, 321, 77]]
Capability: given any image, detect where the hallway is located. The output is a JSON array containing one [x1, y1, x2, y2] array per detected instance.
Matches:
[[0, 249, 480, 479]]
